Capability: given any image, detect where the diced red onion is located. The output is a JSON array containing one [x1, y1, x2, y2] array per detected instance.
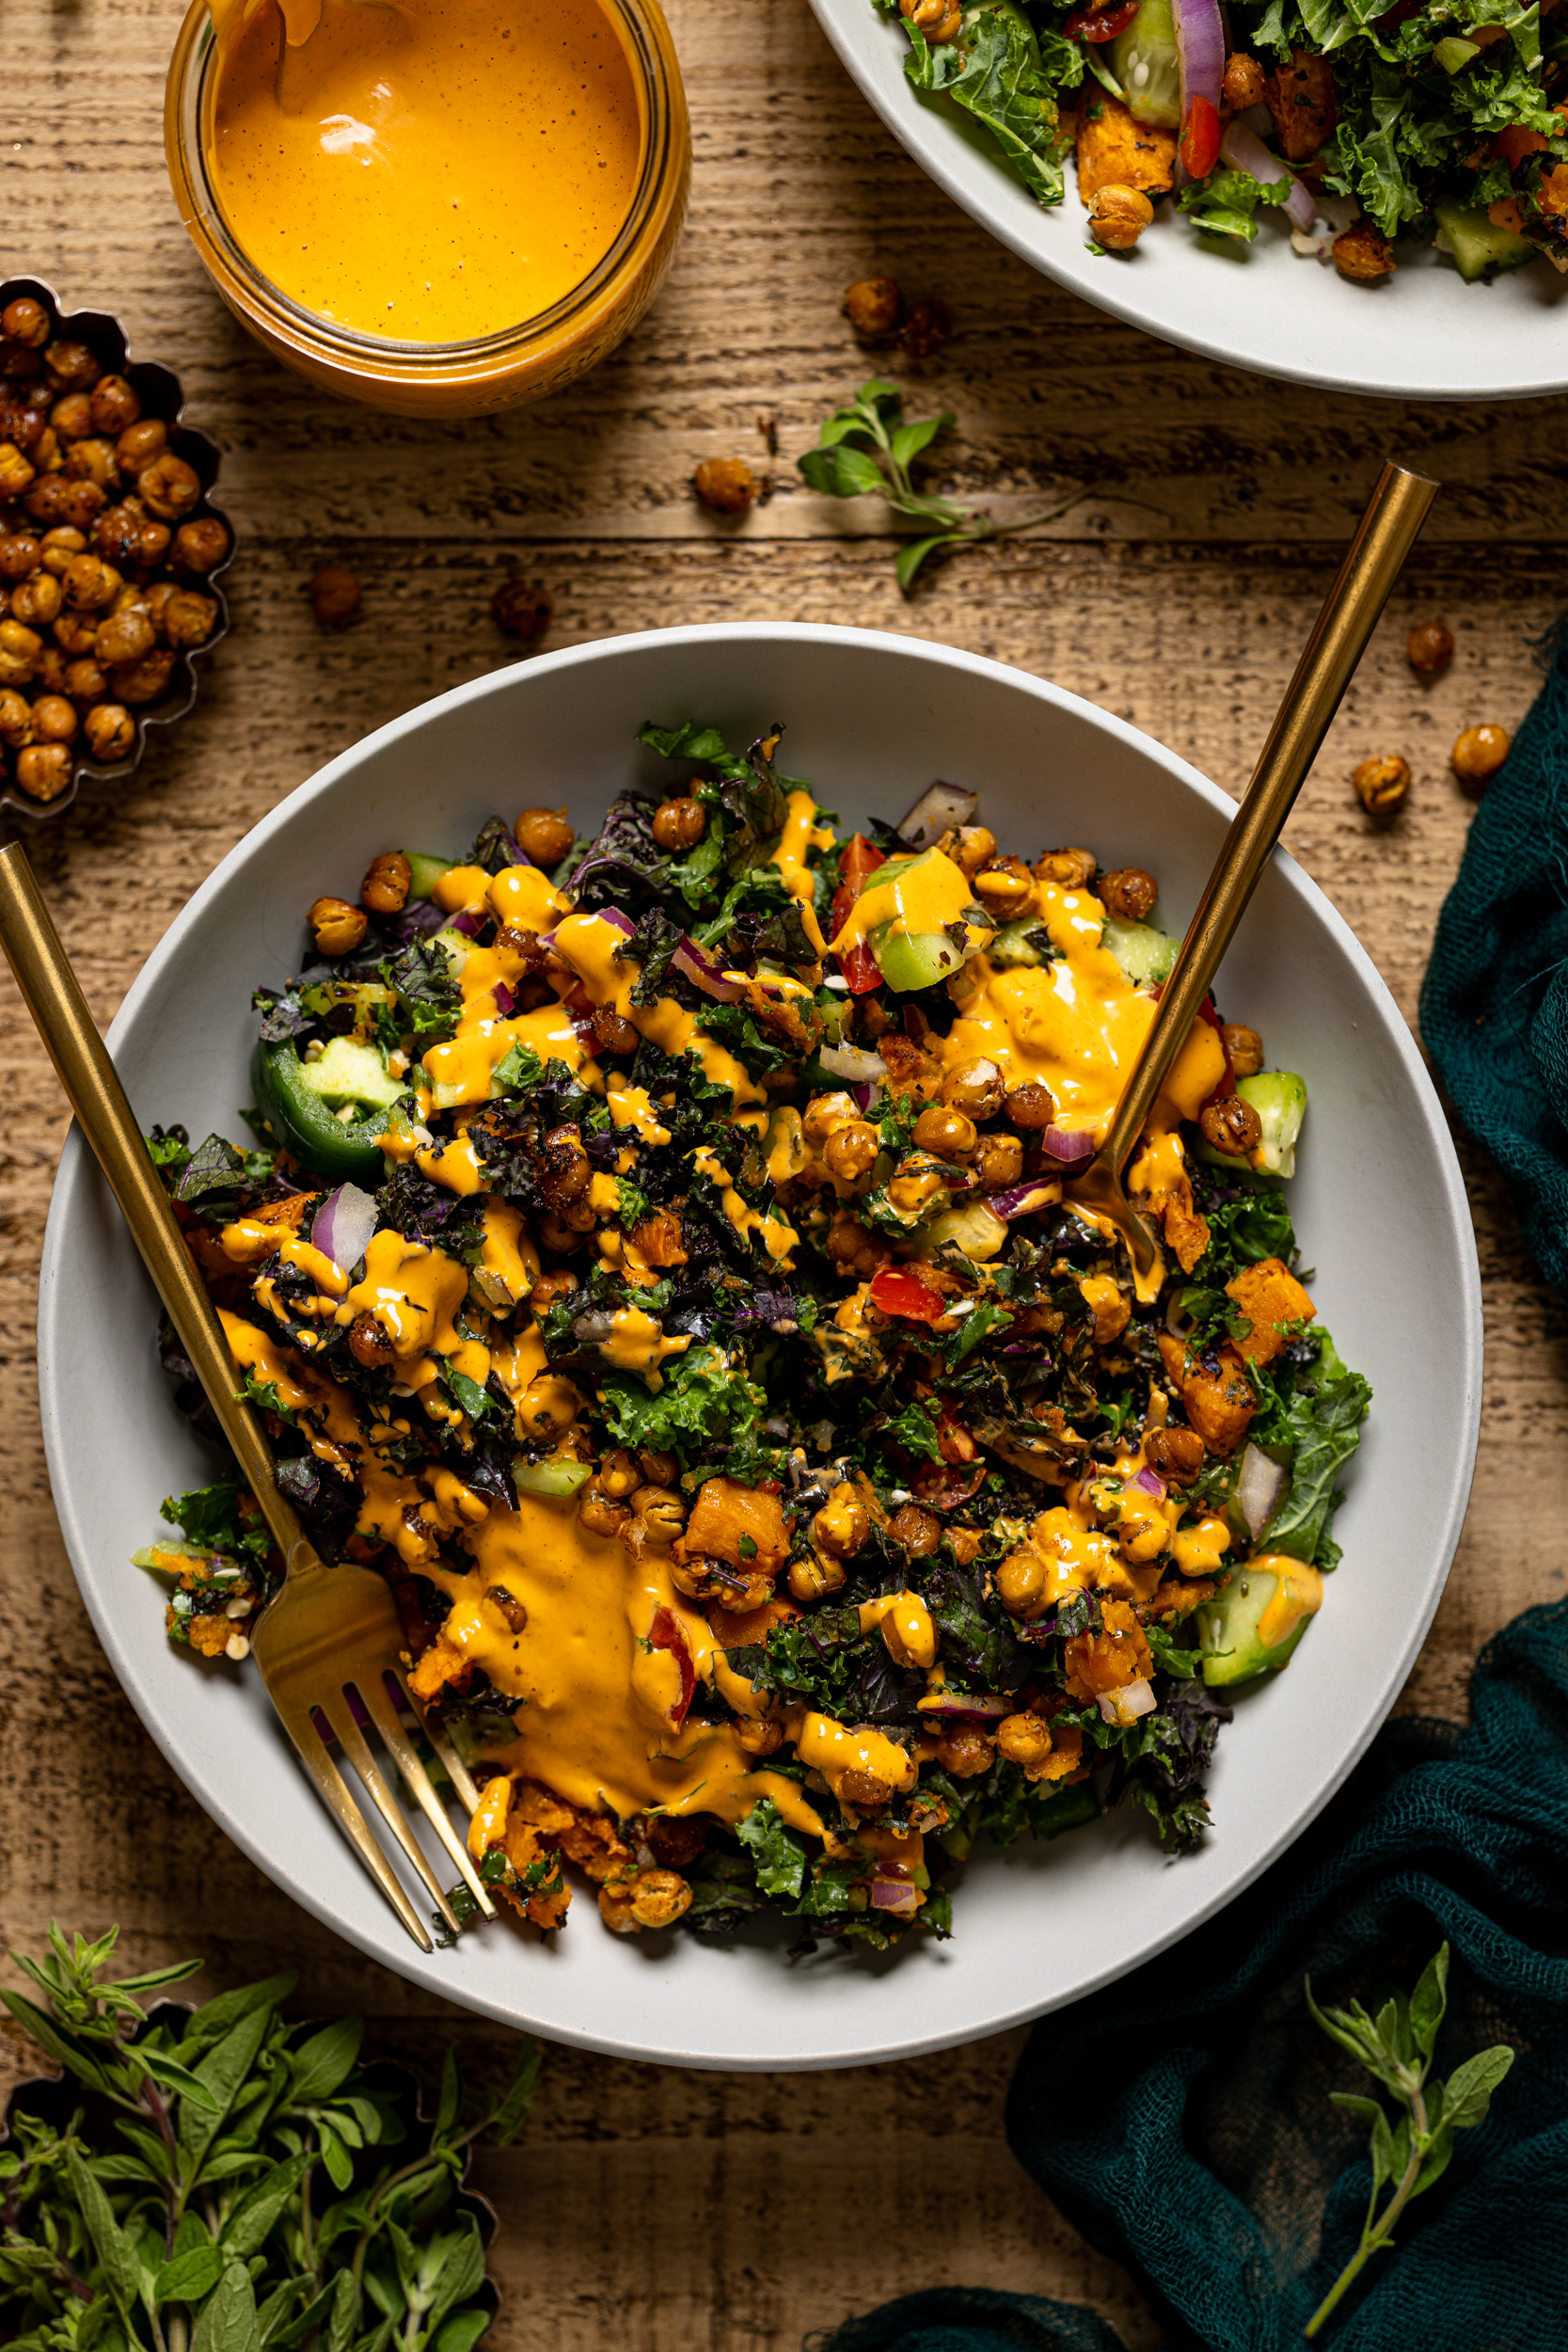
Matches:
[[1236, 1441, 1290, 1541], [310, 1182, 378, 1275], [820, 1041, 888, 1083], [447, 908, 487, 938], [1038, 1125, 1096, 1168], [986, 1179, 1060, 1220], [670, 936, 743, 1001], [1220, 118, 1317, 231], [850, 1081, 879, 1112], [594, 908, 639, 938], [897, 781, 977, 849], [870, 1875, 922, 1915], [1130, 1465, 1166, 1499], [1098, 1677, 1157, 1726], [493, 980, 516, 1018], [917, 1692, 1012, 1722]]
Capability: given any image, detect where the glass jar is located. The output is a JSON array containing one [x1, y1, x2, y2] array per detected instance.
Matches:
[[165, 0, 689, 418]]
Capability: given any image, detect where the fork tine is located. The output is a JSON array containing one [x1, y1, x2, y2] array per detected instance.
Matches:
[[316, 1697, 461, 1933], [355, 1676, 497, 1919], [401, 1690, 483, 1814], [271, 1702, 435, 1953]]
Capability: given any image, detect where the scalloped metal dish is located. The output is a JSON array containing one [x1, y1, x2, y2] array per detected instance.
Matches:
[[0, 277, 234, 823], [805, 0, 1568, 403]]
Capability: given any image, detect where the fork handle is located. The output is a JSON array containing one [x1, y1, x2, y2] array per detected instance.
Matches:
[[0, 842, 309, 1565]]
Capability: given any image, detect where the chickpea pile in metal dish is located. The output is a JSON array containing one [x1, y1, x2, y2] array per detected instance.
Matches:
[[0, 289, 230, 809], [137, 723, 1369, 1953]]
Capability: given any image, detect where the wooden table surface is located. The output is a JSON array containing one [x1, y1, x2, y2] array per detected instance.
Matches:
[[6, 1, 1567, 2343]]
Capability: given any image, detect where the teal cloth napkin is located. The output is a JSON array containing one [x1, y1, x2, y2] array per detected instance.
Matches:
[[823, 1598, 1568, 2351]]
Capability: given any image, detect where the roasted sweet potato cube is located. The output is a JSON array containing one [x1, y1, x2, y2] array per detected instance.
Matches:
[[1076, 94, 1177, 204], [1265, 50, 1338, 163], [1226, 1256, 1316, 1367], [683, 1475, 788, 1570], [1158, 1332, 1256, 1455]]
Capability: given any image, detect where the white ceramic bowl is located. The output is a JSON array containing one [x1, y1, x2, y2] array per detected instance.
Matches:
[[39, 624, 1481, 2068], [808, 0, 1568, 402]]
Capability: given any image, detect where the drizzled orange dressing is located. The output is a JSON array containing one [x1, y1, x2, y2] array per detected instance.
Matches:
[[208, 0, 644, 342]]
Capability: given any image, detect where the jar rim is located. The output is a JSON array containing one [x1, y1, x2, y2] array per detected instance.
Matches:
[[166, 0, 682, 376]]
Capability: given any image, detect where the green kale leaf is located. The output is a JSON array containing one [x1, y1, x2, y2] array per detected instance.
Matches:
[[598, 1343, 768, 1460], [736, 1797, 809, 1899], [160, 1481, 273, 1566], [1251, 1327, 1372, 1567], [380, 939, 462, 1049], [1178, 165, 1293, 241], [902, 10, 1072, 208]]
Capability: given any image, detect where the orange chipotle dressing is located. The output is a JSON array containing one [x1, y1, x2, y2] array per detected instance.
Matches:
[[208, 0, 643, 342]]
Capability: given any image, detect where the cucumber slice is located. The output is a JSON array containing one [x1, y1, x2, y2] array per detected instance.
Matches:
[[990, 916, 1053, 969], [1102, 916, 1179, 988], [1108, 0, 1180, 128], [405, 851, 456, 901], [1433, 199, 1537, 283], [515, 1456, 593, 1498], [298, 1035, 407, 1113], [1238, 1070, 1307, 1179], [432, 925, 471, 973], [872, 927, 967, 992], [1197, 1564, 1313, 1686]]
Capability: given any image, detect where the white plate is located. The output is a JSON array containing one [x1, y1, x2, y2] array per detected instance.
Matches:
[[808, 0, 1568, 402], [38, 623, 1481, 2069]]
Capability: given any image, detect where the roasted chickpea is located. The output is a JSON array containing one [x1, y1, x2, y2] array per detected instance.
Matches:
[[942, 1056, 1006, 1119], [490, 578, 553, 642], [44, 341, 101, 391], [888, 1502, 942, 1557], [1, 298, 50, 350], [10, 572, 61, 628], [578, 1480, 631, 1537], [823, 1120, 879, 1183], [1451, 724, 1511, 792], [899, 296, 952, 360], [886, 1161, 946, 1218], [89, 375, 141, 436], [1222, 51, 1266, 106], [171, 516, 230, 576], [825, 1211, 892, 1279], [1088, 183, 1154, 252], [39, 527, 86, 577], [814, 1486, 870, 1559], [0, 443, 36, 501], [115, 419, 168, 478], [1145, 1425, 1205, 1485], [0, 689, 32, 747], [974, 1133, 1024, 1189], [35, 645, 68, 697], [109, 647, 176, 707], [0, 619, 42, 687], [650, 796, 705, 850], [1220, 1023, 1263, 1078], [628, 1486, 686, 1548], [308, 895, 369, 958], [95, 504, 162, 573], [308, 564, 361, 628], [93, 604, 155, 668], [361, 850, 412, 914], [49, 391, 94, 441], [1100, 866, 1158, 922], [63, 657, 107, 704], [1406, 620, 1454, 675], [936, 1727, 996, 1778], [1333, 218, 1396, 282], [598, 1449, 642, 1500], [912, 1104, 976, 1158], [52, 612, 99, 658], [803, 1089, 858, 1143], [637, 1447, 678, 1487], [587, 1007, 637, 1058], [529, 1268, 579, 1315], [64, 554, 119, 612], [630, 1869, 692, 1930], [348, 1312, 394, 1368], [484, 1583, 529, 1635], [973, 854, 1034, 915], [692, 456, 757, 515], [0, 534, 40, 581], [996, 1712, 1053, 1769], [1199, 1095, 1262, 1156], [137, 453, 201, 522], [950, 823, 998, 877], [82, 703, 135, 762], [735, 1716, 784, 1756], [16, 742, 71, 801], [515, 805, 575, 866], [787, 1553, 847, 1604], [1004, 1081, 1057, 1131], [839, 1769, 892, 1812], [162, 588, 218, 649], [29, 694, 76, 744], [65, 437, 119, 490], [1352, 753, 1410, 822], [843, 277, 902, 336]]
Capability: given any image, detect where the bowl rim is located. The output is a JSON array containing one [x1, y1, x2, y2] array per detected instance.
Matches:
[[803, 0, 1568, 405], [37, 622, 1483, 2065]]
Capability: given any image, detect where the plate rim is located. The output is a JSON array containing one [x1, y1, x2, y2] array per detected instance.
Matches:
[[37, 620, 1483, 2067]]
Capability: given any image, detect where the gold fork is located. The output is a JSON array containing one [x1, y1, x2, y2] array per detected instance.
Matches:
[[0, 843, 497, 1952]]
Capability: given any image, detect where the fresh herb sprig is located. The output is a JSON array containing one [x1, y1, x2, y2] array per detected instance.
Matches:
[[1304, 1941, 1513, 2337], [798, 379, 1087, 592], [0, 1924, 538, 2352]]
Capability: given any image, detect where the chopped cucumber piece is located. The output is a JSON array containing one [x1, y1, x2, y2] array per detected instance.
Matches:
[[1109, 0, 1180, 127], [432, 925, 470, 974], [1238, 1070, 1307, 1180], [872, 927, 967, 992], [405, 851, 456, 901], [1103, 916, 1179, 988], [1433, 199, 1536, 282], [918, 1200, 1008, 1260], [1198, 1563, 1315, 1686], [297, 1036, 406, 1113], [989, 917, 1053, 969], [515, 1455, 593, 1498]]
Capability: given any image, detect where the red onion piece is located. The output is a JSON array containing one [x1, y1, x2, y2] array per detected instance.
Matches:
[[850, 1081, 879, 1113], [447, 908, 487, 939], [670, 936, 743, 1001], [987, 1179, 1060, 1220], [1038, 1125, 1096, 1168], [870, 1876, 922, 1915], [1173, 0, 1224, 131], [492, 980, 516, 1018], [1130, 1465, 1166, 1499], [917, 1692, 1012, 1722], [820, 1041, 888, 1083], [1219, 118, 1317, 231], [310, 1182, 378, 1275], [1236, 1441, 1290, 1540], [897, 780, 977, 848]]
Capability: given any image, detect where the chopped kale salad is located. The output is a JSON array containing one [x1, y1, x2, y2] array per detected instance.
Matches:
[[877, 0, 1566, 279], [140, 723, 1369, 1953]]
